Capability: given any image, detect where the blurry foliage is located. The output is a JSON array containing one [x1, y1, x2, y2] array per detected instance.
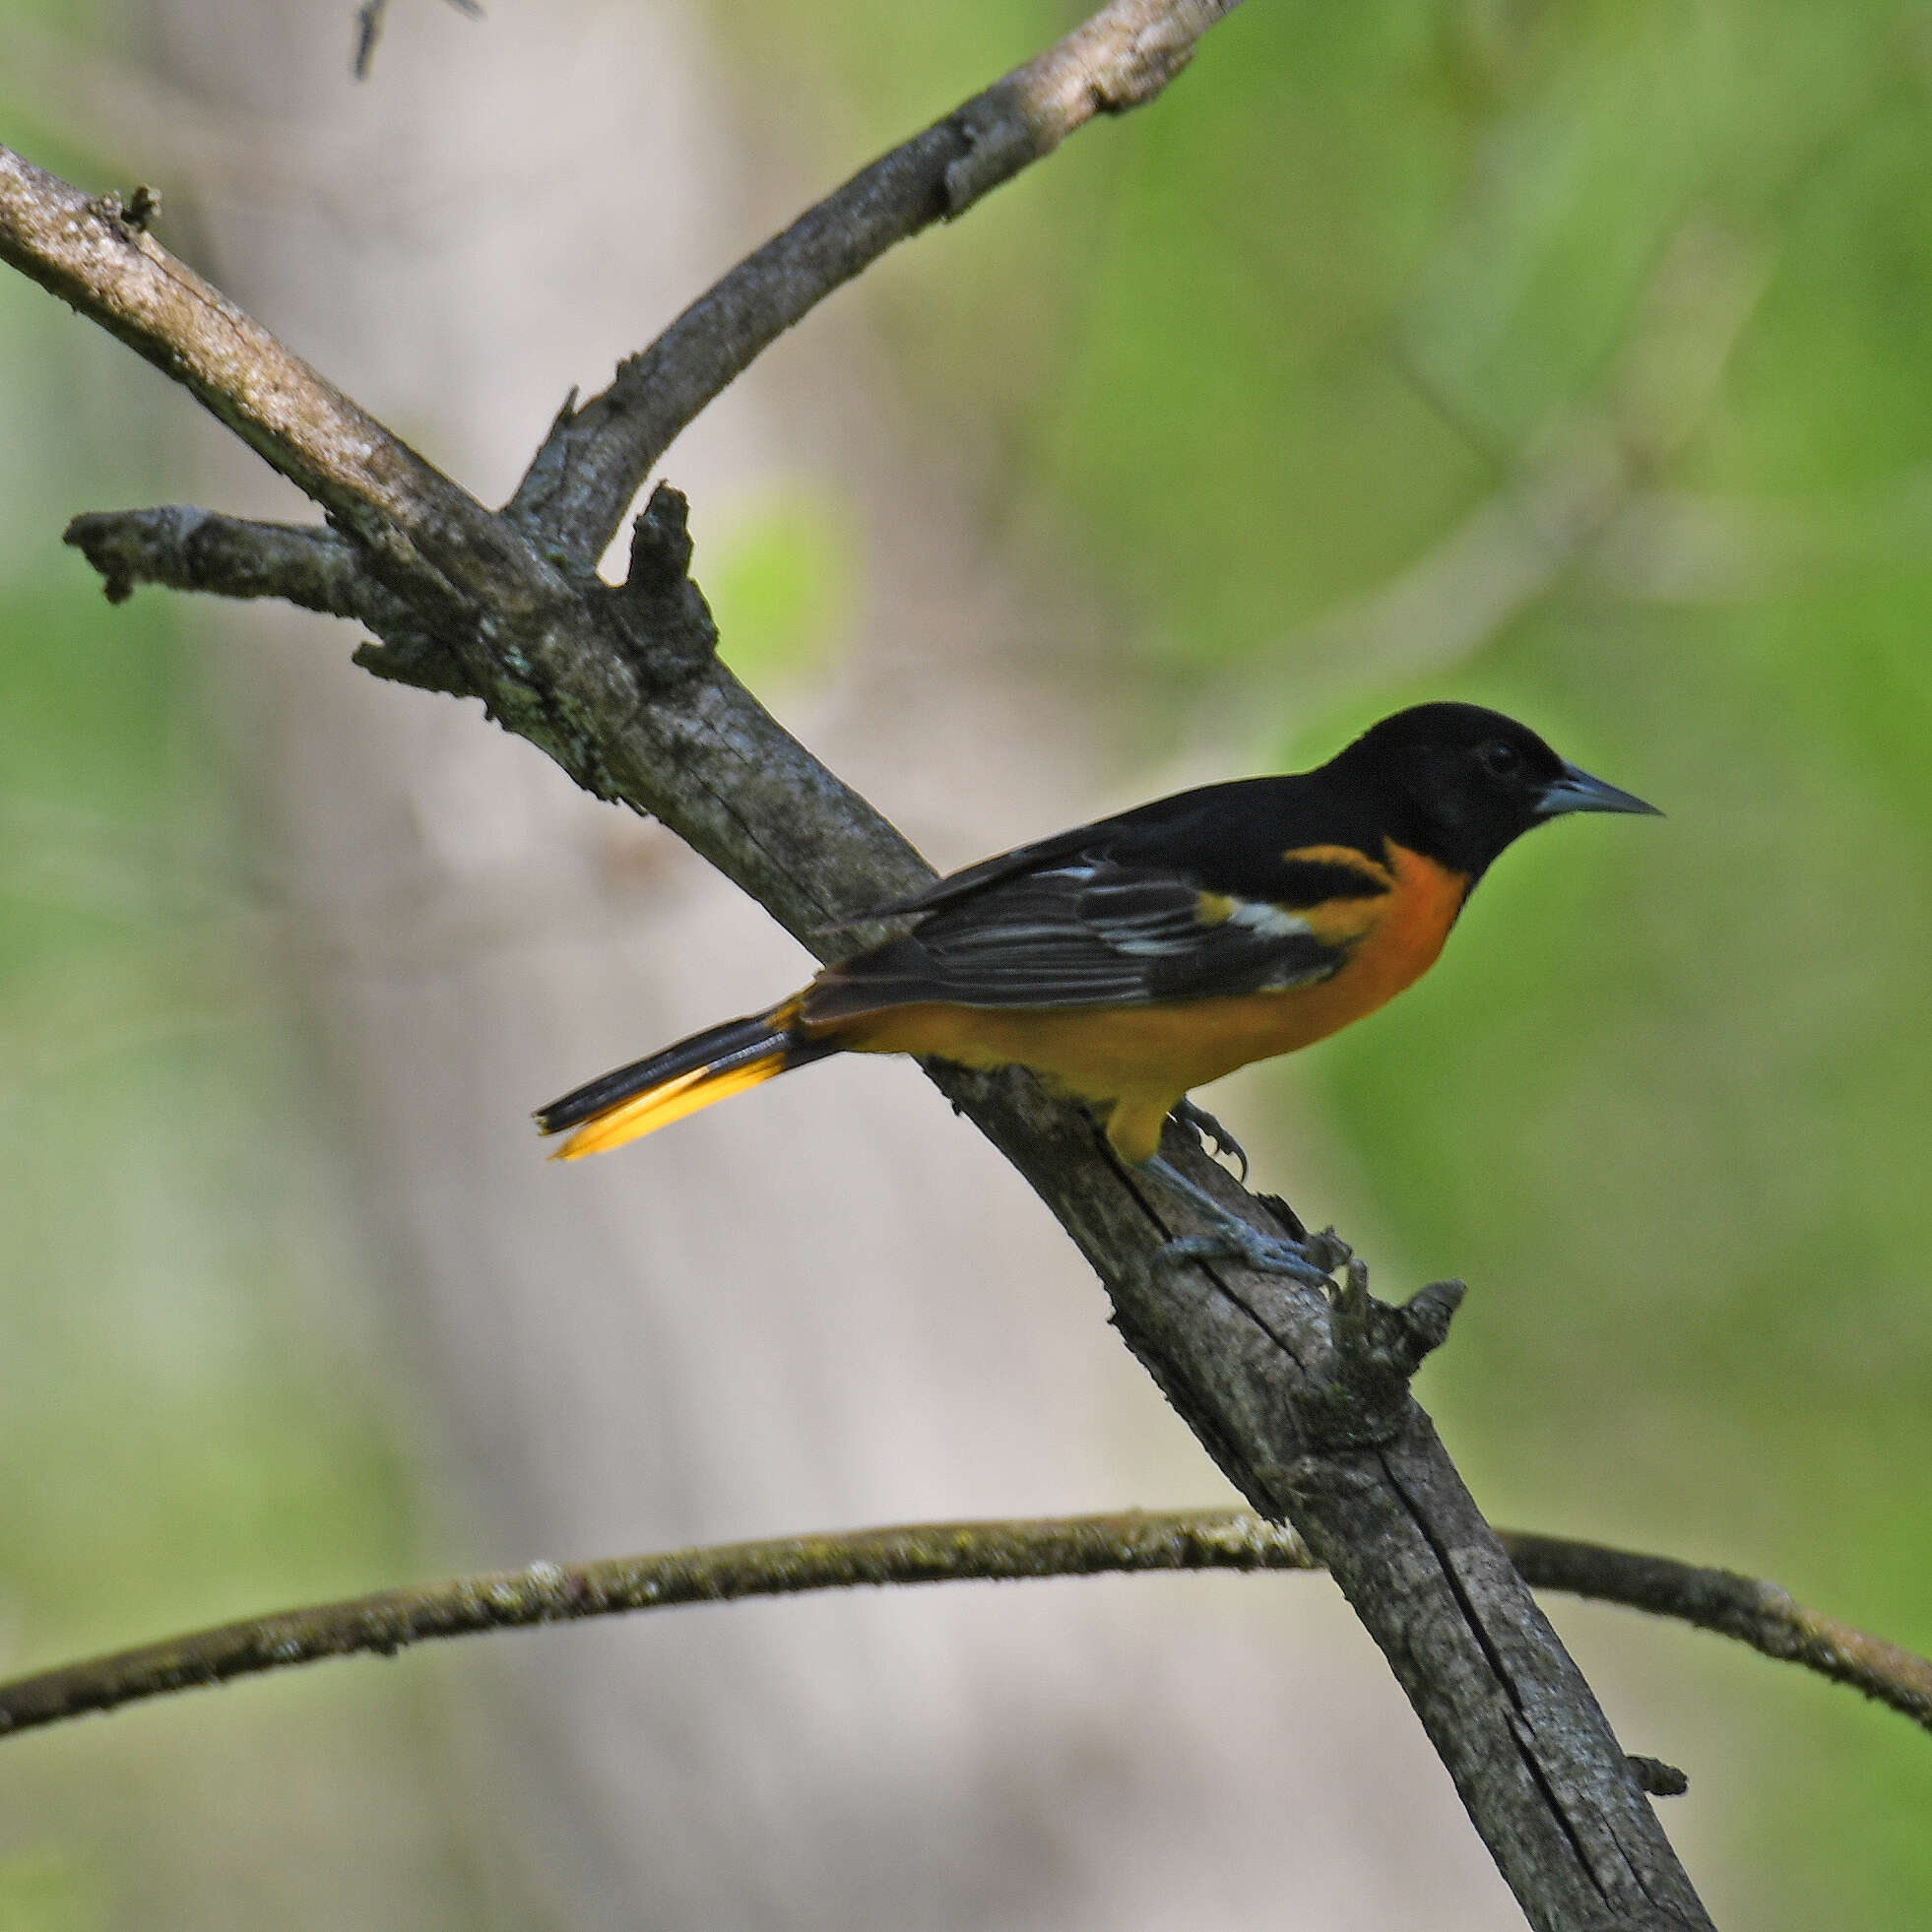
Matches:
[[0, 1850, 102, 1932], [0, 223, 485, 1932], [712, 1, 1932, 1923], [701, 490, 858, 689]]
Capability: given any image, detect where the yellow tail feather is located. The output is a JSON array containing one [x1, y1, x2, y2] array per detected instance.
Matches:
[[548, 1053, 787, 1161]]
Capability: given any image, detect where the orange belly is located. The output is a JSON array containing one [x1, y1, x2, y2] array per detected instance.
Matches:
[[822, 843, 1469, 1164]]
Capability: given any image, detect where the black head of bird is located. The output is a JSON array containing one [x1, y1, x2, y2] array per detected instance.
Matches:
[[1327, 701, 1660, 883]]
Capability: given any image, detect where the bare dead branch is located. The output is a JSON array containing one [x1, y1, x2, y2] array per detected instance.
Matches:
[[0, 150, 494, 592], [64, 506, 378, 615], [2, 1509, 1923, 1756], [59, 503, 472, 691], [506, 0, 1248, 559]]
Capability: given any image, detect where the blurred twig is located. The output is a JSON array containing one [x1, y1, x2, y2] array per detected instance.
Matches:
[[0, 15, 523, 226], [2, 1509, 1926, 1746], [354, 0, 483, 82]]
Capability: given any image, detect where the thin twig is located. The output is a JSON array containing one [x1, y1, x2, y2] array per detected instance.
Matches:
[[1505, 1532, 1932, 1731], [354, 0, 483, 82], [506, 0, 1247, 559], [1, 1510, 1925, 1745]]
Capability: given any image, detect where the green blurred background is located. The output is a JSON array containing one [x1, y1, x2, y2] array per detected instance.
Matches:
[[4, 0, 1931, 1925], [720, 5, 1932, 1915]]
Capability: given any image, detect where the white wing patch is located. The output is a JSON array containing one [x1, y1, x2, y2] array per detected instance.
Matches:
[[808, 859, 1348, 1015], [1224, 898, 1314, 939]]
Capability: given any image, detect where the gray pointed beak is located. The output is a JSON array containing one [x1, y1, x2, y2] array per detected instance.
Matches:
[[1534, 759, 1662, 819]]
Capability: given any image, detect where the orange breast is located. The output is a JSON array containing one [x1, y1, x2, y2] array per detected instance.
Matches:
[[1280, 841, 1469, 1048]]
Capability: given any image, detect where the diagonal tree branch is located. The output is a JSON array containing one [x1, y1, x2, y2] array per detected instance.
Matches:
[[0, 156, 487, 589], [2, 1509, 1925, 1749], [505, 0, 1248, 559], [3, 140, 1709, 1932], [0, 14, 1721, 1920]]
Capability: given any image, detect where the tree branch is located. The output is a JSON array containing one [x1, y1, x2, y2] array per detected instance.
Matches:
[[1, 1509, 1924, 1752], [59, 504, 478, 693], [504, 0, 1248, 560], [64, 506, 379, 616], [1503, 1532, 1932, 1730], [0, 154, 490, 592], [0, 14, 1720, 1918]]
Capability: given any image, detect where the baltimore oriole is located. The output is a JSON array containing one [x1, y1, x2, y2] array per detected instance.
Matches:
[[536, 703, 1655, 1273]]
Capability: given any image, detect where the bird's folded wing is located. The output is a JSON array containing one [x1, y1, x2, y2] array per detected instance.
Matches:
[[805, 860, 1345, 1020]]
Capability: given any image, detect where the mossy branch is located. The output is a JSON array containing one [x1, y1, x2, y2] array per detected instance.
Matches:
[[2, 1511, 1924, 1755]]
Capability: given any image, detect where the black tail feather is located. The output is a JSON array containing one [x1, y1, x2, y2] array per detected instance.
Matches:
[[536, 1011, 793, 1135]]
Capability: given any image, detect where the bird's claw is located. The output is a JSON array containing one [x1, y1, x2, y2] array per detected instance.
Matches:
[[1143, 1154, 1343, 1287], [1171, 1099, 1249, 1183], [1155, 1226, 1339, 1288]]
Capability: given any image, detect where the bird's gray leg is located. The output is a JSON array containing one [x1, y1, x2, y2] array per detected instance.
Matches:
[[1144, 1156, 1341, 1286]]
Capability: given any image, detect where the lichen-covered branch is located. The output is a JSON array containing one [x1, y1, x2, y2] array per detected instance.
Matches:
[[2, 1509, 1924, 1753]]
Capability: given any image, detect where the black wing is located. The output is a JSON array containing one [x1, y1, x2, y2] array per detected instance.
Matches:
[[805, 856, 1344, 1022], [826, 824, 1110, 929], [838, 773, 1382, 928]]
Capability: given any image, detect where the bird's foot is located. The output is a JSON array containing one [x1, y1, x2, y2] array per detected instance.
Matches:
[[1158, 1226, 1339, 1286], [1170, 1098, 1249, 1183], [1145, 1155, 1347, 1286]]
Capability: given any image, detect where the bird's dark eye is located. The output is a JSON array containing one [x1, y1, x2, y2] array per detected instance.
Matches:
[[1478, 740, 1522, 779]]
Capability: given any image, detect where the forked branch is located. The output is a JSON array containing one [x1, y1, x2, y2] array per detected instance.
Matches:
[[506, 0, 1247, 557]]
